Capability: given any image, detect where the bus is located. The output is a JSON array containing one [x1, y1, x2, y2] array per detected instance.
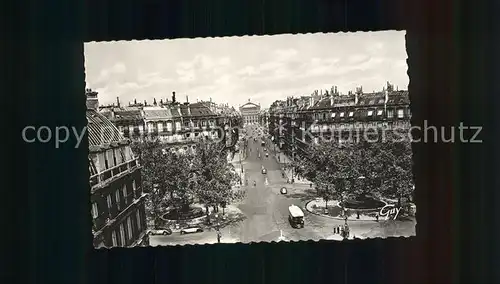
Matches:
[[288, 205, 304, 228]]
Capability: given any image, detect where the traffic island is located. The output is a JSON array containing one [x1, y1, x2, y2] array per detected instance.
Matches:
[[305, 198, 387, 221], [160, 205, 207, 232], [159, 204, 246, 232]]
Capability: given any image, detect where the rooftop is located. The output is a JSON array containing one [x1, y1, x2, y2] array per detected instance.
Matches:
[[86, 109, 129, 153], [240, 102, 260, 109]]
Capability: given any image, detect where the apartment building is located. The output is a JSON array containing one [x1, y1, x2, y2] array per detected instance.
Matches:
[[269, 82, 411, 159], [87, 104, 149, 248]]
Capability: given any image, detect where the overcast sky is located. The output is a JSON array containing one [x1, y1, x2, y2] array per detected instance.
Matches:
[[84, 31, 408, 109]]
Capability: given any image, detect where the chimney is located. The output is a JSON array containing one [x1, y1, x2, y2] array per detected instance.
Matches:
[[172, 91, 176, 103], [160, 99, 163, 105], [330, 93, 334, 106], [144, 100, 147, 106], [85, 89, 99, 110], [153, 98, 157, 106], [354, 92, 359, 105], [386, 81, 393, 92], [186, 95, 189, 103], [134, 98, 137, 105], [334, 86, 337, 95], [116, 97, 120, 108], [356, 86, 363, 95], [210, 97, 212, 102]]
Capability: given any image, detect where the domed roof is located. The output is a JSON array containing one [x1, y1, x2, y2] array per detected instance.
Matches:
[[86, 109, 129, 153]]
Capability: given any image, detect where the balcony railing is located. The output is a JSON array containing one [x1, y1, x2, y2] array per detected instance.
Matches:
[[160, 135, 216, 144], [90, 158, 140, 189], [93, 192, 148, 236]]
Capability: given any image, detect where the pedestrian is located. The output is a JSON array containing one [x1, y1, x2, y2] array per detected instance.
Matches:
[[375, 213, 379, 222], [310, 183, 312, 188]]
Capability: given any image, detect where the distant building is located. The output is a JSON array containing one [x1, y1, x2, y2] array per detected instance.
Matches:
[[259, 109, 270, 128], [139, 92, 220, 153], [239, 99, 261, 126], [86, 88, 99, 110], [91, 90, 242, 153], [87, 91, 149, 248], [269, 82, 411, 159]]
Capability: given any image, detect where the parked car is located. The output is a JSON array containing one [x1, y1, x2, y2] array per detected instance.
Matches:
[[280, 187, 288, 194], [148, 228, 172, 235], [180, 227, 204, 235], [265, 152, 269, 157], [261, 167, 267, 174]]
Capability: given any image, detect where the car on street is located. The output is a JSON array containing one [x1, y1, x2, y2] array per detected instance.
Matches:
[[180, 227, 204, 235], [261, 166, 267, 174], [280, 187, 287, 194], [148, 228, 173, 235], [265, 152, 269, 157]]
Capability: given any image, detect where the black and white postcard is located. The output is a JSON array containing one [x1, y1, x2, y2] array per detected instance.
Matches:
[[85, 31, 416, 248]]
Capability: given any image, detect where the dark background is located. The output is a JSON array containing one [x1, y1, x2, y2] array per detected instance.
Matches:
[[4, 0, 495, 283]]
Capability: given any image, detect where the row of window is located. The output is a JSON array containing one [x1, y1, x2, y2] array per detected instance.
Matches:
[[314, 108, 407, 120], [244, 115, 259, 123], [89, 146, 134, 175], [91, 180, 138, 219], [301, 120, 412, 132], [146, 120, 217, 132], [110, 210, 142, 247], [272, 108, 410, 120]]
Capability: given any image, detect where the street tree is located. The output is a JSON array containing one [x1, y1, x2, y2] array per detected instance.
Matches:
[[191, 139, 242, 221], [377, 131, 415, 208], [162, 150, 197, 212], [131, 140, 197, 225], [349, 139, 387, 198], [318, 142, 360, 215], [130, 140, 170, 226], [314, 171, 336, 208], [294, 141, 357, 213]]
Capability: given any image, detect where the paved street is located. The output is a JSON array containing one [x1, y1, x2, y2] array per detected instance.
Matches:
[[230, 126, 323, 243], [150, 124, 416, 245]]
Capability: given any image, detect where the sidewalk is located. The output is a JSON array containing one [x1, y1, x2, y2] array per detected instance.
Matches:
[[228, 151, 246, 165], [229, 152, 246, 182], [270, 145, 311, 185]]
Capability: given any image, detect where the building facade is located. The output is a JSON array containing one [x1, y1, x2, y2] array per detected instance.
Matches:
[[141, 92, 226, 153], [269, 82, 411, 160], [259, 109, 270, 129], [87, 100, 149, 248], [239, 100, 261, 126], [92, 90, 242, 154]]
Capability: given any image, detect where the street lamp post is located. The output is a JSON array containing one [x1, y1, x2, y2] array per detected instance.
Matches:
[[214, 214, 221, 243], [341, 176, 366, 239]]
